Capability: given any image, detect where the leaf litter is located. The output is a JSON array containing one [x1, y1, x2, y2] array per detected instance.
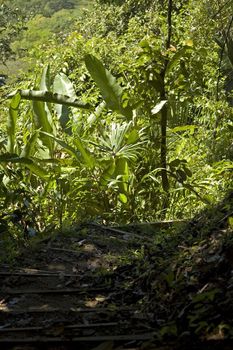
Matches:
[[0, 192, 232, 350]]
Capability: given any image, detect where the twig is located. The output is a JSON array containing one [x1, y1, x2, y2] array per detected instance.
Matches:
[[88, 223, 154, 243]]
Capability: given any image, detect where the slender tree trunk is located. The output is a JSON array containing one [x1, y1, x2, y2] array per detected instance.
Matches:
[[160, 82, 169, 193], [160, 0, 172, 196]]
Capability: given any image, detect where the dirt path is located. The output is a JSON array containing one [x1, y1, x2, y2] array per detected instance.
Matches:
[[0, 223, 156, 350], [1, 195, 233, 350]]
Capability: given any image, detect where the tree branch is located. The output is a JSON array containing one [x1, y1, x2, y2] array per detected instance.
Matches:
[[7, 90, 91, 109]]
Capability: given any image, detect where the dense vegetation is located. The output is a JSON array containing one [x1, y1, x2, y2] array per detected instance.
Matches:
[[0, 0, 91, 66], [0, 0, 232, 239], [0, 1, 233, 348]]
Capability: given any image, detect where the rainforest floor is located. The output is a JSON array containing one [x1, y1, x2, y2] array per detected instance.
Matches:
[[0, 193, 233, 350]]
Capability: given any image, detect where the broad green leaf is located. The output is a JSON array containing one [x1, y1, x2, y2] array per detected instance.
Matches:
[[40, 132, 95, 168], [33, 100, 54, 155], [39, 65, 54, 129], [85, 54, 132, 118], [151, 100, 167, 115], [101, 159, 116, 186], [169, 159, 181, 167], [74, 137, 95, 168], [126, 129, 139, 144], [87, 101, 107, 126], [25, 161, 49, 179], [139, 39, 151, 49], [40, 65, 51, 91], [40, 131, 80, 160], [184, 39, 193, 47], [85, 54, 121, 111], [183, 166, 192, 177], [115, 158, 129, 193], [7, 93, 21, 153], [170, 125, 197, 133], [20, 131, 39, 158], [176, 169, 187, 182], [0, 153, 48, 179], [57, 104, 71, 135], [53, 73, 76, 135], [53, 73, 76, 98], [228, 217, 233, 229], [118, 193, 127, 204]]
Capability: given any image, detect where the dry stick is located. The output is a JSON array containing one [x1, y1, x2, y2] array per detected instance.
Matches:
[[0, 333, 154, 343], [0, 306, 137, 315], [117, 219, 187, 230], [3, 286, 110, 295], [88, 223, 154, 243], [0, 322, 118, 332]]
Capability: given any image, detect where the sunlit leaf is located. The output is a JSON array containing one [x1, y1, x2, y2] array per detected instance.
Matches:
[[85, 54, 132, 117], [20, 131, 39, 158], [7, 92, 21, 153], [127, 129, 139, 144], [101, 159, 116, 186], [53, 73, 76, 99], [151, 100, 167, 115], [40, 65, 51, 92], [184, 39, 193, 47], [40, 131, 79, 160], [53, 73, 77, 135], [33, 100, 54, 155], [170, 125, 197, 133], [118, 193, 127, 203], [74, 137, 95, 169]]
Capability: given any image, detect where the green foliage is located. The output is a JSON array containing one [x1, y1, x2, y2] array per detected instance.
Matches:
[[0, 0, 232, 239], [7, 93, 21, 153], [0, 2, 25, 62], [1, 0, 93, 70], [5, 0, 88, 17], [85, 54, 133, 117]]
